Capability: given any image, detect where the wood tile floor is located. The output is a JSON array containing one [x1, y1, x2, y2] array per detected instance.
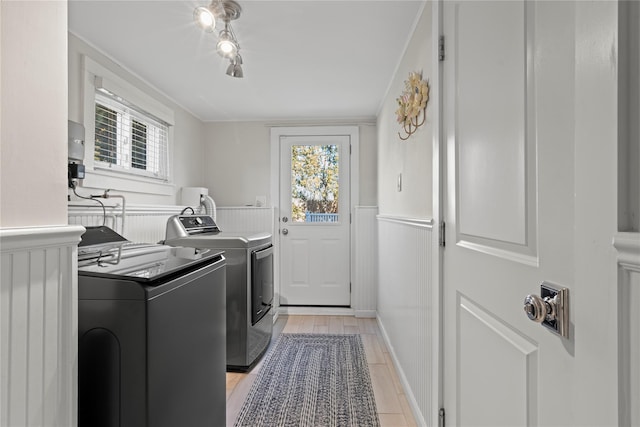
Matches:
[[226, 315, 417, 427]]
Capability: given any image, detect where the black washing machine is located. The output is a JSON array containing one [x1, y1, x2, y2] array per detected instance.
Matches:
[[77, 226, 226, 427]]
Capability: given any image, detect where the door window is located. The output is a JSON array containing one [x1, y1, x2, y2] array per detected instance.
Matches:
[[290, 144, 340, 223]]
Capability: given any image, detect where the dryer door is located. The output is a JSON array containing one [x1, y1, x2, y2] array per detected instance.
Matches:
[[251, 245, 273, 325]]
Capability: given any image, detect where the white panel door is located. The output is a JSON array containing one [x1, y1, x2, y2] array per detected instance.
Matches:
[[279, 135, 351, 306], [443, 1, 618, 426]]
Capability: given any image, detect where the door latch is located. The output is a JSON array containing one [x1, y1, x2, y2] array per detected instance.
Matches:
[[523, 282, 569, 338]]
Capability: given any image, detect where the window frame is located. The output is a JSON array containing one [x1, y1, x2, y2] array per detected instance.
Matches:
[[81, 56, 175, 196], [93, 91, 169, 180]]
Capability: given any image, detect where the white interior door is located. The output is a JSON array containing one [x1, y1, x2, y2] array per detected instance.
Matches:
[[278, 135, 351, 306], [442, 1, 618, 425]]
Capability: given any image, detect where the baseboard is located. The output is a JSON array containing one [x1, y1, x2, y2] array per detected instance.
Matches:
[[354, 309, 377, 318], [276, 307, 375, 318], [277, 306, 355, 316]]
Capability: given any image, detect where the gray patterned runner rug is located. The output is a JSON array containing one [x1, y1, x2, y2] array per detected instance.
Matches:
[[234, 333, 380, 427]]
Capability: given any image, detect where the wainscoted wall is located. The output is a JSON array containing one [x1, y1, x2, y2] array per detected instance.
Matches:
[[376, 215, 434, 426], [68, 203, 179, 243], [353, 207, 378, 317], [615, 232, 640, 426], [1, 225, 85, 427], [215, 207, 274, 234], [68, 204, 274, 243]]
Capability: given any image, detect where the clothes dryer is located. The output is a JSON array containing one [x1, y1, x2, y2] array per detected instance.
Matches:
[[164, 215, 273, 372]]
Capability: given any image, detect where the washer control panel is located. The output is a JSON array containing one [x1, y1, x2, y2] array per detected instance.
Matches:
[[165, 215, 220, 240]]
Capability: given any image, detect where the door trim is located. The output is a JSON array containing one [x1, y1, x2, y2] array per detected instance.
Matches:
[[270, 126, 360, 311], [433, 1, 445, 425]]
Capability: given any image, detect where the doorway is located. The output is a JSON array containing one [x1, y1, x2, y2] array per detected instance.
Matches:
[[270, 126, 359, 308]]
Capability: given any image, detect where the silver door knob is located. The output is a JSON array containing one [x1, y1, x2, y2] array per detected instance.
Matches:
[[523, 282, 569, 338], [282, 228, 288, 235], [523, 294, 551, 323]]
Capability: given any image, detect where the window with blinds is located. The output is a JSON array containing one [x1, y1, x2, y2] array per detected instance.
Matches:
[[94, 91, 169, 181]]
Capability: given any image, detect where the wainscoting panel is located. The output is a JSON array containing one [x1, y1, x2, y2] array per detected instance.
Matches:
[[215, 207, 274, 234], [615, 232, 640, 427], [1, 225, 85, 427], [376, 215, 434, 426], [68, 203, 183, 243], [69, 204, 274, 244], [353, 207, 378, 317], [125, 211, 179, 243], [67, 208, 117, 231]]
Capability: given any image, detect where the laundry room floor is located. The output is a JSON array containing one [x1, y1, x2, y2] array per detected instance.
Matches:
[[226, 315, 418, 427]]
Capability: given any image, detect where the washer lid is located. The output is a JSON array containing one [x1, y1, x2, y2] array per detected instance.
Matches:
[[78, 226, 128, 253], [78, 244, 223, 283]]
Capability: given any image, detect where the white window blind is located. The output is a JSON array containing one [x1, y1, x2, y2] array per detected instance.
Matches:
[[94, 91, 169, 181]]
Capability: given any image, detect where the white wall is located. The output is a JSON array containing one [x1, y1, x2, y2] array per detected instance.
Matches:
[[203, 121, 377, 207], [377, 4, 433, 219], [358, 124, 378, 206], [1, 1, 68, 227], [68, 33, 206, 205], [1, 4, 84, 426], [202, 122, 272, 206], [375, 4, 437, 424]]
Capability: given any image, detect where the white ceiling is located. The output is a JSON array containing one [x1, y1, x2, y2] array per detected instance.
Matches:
[[68, 0, 424, 122]]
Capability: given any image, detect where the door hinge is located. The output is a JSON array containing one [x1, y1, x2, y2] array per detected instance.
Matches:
[[439, 35, 445, 61], [439, 408, 446, 427], [439, 221, 446, 247], [350, 282, 352, 293]]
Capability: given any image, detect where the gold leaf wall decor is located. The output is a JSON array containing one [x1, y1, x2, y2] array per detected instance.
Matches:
[[395, 71, 430, 141]]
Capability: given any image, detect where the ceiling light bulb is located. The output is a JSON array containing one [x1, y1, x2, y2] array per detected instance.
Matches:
[[216, 29, 238, 58], [194, 6, 215, 32], [219, 40, 235, 54]]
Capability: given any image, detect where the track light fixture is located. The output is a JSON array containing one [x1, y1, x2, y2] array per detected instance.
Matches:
[[193, 6, 216, 32], [216, 24, 238, 58], [226, 54, 243, 78], [194, 0, 244, 78]]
